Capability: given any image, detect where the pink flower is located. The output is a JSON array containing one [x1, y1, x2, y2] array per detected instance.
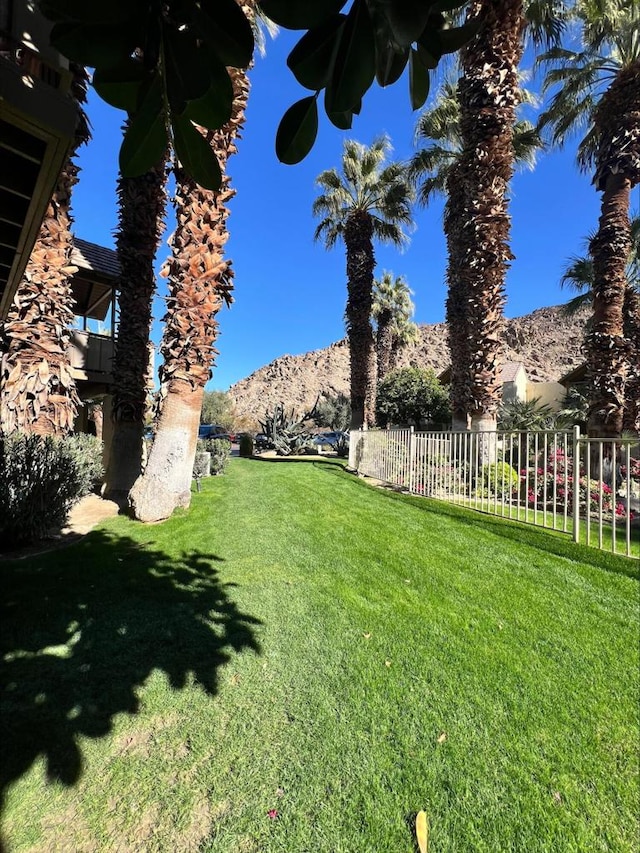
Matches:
[[267, 810, 279, 820]]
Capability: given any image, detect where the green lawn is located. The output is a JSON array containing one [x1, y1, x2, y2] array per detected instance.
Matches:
[[1, 458, 638, 852]]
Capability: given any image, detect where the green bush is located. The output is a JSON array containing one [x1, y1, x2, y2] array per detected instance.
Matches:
[[239, 434, 254, 457], [479, 461, 519, 498], [0, 432, 99, 547], [198, 437, 231, 475], [66, 433, 104, 496]]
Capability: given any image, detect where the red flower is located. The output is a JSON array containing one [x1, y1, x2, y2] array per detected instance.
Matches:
[[268, 809, 279, 820]]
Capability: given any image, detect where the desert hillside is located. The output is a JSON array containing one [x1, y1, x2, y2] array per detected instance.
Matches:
[[228, 305, 587, 425]]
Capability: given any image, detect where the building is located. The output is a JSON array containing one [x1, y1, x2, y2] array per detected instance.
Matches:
[[438, 361, 567, 410], [0, 1, 78, 314]]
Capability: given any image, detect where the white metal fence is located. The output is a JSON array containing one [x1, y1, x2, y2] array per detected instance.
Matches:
[[349, 427, 639, 560]]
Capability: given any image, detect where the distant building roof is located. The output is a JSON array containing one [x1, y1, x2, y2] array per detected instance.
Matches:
[[559, 362, 587, 386], [71, 237, 120, 281], [500, 361, 526, 383], [438, 361, 526, 386]]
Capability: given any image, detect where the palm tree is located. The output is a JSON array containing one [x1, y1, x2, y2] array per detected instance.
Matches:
[[129, 8, 255, 523], [0, 65, 90, 436], [371, 271, 416, 384], [537, 0, 640, 437], [409, 70, 541, 430], [560, 215, 640, 432], [101, 146, 169, 506], [409, 0, 564, 433], [313, 136, 414, 429]]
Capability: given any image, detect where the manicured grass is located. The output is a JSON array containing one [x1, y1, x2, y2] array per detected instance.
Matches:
[[1, 458, 638, 852]]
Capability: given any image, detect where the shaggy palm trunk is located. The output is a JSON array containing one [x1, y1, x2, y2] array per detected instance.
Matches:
[[455, 0, 523, 433], [130, 70, 249, 522], [376, 307, 393, 384], [622, 285, 639, 433], [102, 145, 168, 506], [444, 158, 472, 431], [0, 66, 89, 436], [586, 60, 640, 438], [344, 212, 376, 429]]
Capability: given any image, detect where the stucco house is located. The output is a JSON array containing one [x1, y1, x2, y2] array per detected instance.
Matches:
[[438, 361, 567, 410]]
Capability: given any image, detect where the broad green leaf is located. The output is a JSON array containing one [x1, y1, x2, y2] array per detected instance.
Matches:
[[326, 108, 353, 130], [438, 21, 481, 54], [409, 47, 430, 109], [383, 0, 435, 47], [416, 30, 442, 69], [325, 0, 375, 115], [416, 810, 429, 853], [164, 28, 210, 114], [375, 43, 409, 87], [172, 115, 222, 190], [92, 59, 147, 113], [432, 0, 469, 13], [275, 95, 318, 164], [197, 0, 254, 68], [258, 0, 346, 30], [119, 76, 168, 177], [287, 15, 346, 90], [184, 56, 234, 130], [38, 0, 136, 23], [50, 21, 139, 68]]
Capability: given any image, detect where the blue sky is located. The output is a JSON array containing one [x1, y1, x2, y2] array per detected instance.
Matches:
[[72, 28, 639, 392]]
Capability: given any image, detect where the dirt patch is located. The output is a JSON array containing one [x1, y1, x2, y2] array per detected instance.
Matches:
[[0, 494, 119, 561]]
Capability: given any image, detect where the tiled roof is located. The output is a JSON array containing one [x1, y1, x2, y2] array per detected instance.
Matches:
[[71, 237, 120, 280], [500, 361, 525, 383]]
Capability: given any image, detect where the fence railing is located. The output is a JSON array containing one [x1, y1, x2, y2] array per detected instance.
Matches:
[[349, 427, 639, 560]]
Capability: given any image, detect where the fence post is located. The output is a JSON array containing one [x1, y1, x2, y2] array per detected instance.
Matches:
[[572, 424, 581, 544], [408, 426, 415, 494]]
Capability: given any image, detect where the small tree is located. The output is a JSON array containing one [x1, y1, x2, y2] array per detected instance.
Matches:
[[376, 368, 450, 428], [200, 390, 235, 430], [314, 394, 351, 431]]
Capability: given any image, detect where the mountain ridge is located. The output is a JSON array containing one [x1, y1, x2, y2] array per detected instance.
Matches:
[[228, 304, 587, 425]]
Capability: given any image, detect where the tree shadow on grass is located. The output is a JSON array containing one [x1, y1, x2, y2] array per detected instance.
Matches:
[[0, 530, 262, 849]]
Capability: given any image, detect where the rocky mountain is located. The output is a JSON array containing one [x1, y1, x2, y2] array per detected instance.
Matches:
[[228, 305, 588, 426]]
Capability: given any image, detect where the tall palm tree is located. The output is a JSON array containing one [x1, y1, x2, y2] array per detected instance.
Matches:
[[409, 71, 541, 429], [537, 0, 640, 437], [560, 215, 640, 432], [0, 65, 90, 436], [371, 271, 416, 384], [101, 145, 169, 506], [129, 5, 255, 523], [313, 136, 414, 429]]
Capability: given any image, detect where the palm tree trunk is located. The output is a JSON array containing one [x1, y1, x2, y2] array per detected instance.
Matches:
[[376, 308, 393, 384], [0, 65, 89, 437], [622, 284, 639, 434], [345, 211, 376, 429], [444, 158, 471, 431], [102, 146, 168, 505], [455, 0, 524, 433], [587, 59, 640, 437], [586, 175, 631, 437], [130, 68, 249, 522]]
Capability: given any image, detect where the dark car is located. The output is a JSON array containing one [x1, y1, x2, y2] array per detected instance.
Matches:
[[254, 433, 273, 451], [198, 424, 226, 440]]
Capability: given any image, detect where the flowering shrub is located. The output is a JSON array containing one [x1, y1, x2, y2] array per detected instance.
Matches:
[[620, 457, 640, 482], [522, 447, 635, 520]]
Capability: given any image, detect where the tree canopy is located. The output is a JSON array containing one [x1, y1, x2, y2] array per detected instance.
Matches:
[[37, 0, 475, 188], [376, 367, 450, 428]]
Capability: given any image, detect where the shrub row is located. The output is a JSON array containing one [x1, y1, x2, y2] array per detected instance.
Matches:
[[0, 432, 103, 547]]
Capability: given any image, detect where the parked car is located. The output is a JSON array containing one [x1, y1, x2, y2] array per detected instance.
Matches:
[[254, 433, 273, 452], [313, 431, 349, 448], [198, 424, 226, 440]]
